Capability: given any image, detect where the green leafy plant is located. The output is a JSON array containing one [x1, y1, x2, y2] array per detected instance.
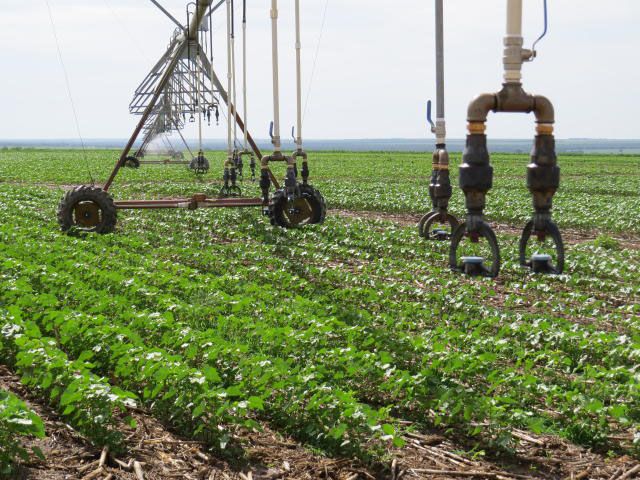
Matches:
[[0, 149, 638, 463], [0, 389, 45, 476]]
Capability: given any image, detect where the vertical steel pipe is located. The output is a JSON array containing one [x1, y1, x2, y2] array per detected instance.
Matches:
[[294, 0, 303, 151], [226, 0, 234, 158], [270, 0, 282, 152], [242, 0, 249, 151], [434, 0, 446, 145]]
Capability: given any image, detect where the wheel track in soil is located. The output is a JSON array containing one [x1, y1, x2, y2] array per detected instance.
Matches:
[[330, 209, 640, 250], [4, 181, 640, 248]]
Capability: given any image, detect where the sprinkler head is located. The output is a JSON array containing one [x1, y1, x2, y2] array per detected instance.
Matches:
[[432, 228, 449, 241], [461, 256, 486, 276], [531, 254, 553, 273]]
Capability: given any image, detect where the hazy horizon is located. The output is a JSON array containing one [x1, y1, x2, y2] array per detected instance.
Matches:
[[2, 137, 639, 154]]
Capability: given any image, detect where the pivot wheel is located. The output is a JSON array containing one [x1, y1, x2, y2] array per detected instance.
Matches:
[[270, 185, 326, 228], [124, 156, 140, 169], [219, 185, 242, 198], [57, 186, 117, 234], [190, 155, 210, 174]]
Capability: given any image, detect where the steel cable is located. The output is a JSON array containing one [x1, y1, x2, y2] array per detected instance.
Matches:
[[44, 0, 95, 184]]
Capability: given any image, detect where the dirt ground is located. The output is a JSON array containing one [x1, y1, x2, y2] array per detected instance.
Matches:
[[330, 209, 640, 250], [2, 366, 639, 480]]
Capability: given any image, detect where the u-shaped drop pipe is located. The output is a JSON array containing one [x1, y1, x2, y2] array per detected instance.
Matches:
[[450, 0, 564, 277]]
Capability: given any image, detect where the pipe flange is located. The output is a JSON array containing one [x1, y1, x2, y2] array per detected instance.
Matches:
[[449, 221, 501, 278], [519, 219, 565, 274]]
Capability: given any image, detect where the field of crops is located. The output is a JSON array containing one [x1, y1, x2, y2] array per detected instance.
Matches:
[[0, 148, 639, 479]]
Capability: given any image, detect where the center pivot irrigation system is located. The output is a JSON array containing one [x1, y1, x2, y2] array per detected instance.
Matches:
[[56, 0, 562, 278], [57, 0, 326, 234]]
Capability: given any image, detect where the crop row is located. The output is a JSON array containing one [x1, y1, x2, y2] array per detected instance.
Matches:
[[0, 186, 638, 457], [1, 150, 639, 233], [0, 307, 136, 453], [0, 258, 399, 457], [2, 150, 639, 185], [0, 388, 45, 475]]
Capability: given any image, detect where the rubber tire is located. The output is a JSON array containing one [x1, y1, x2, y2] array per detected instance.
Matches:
[[190, 156, 210, 173], [270, 184, 327, 228], [124, 156, 140, 169], [58, 186, 117, 235]]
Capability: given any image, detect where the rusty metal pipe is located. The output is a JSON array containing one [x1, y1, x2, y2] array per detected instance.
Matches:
[[115, 196, 263, 210], [467, 85, 554, 125], [532, 94, 554, 125], [467, 93, 497, 124]]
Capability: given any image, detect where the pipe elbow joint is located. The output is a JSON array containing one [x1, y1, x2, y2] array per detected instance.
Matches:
[[467, 94, 497, 123], [293, 150, 308, 161], [533, 95, 555, 124]]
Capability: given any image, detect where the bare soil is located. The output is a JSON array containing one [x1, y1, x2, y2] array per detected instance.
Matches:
[[2, 366, 638, 480], [330, 209, 640, 250]]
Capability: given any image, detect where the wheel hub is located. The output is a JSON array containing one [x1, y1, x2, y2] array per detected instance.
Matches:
[[73, 201, 101, 228], [284, 197, 312, 225]]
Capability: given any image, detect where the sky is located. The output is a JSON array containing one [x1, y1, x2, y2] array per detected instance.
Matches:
[[0, 0, 639, 141]]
